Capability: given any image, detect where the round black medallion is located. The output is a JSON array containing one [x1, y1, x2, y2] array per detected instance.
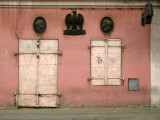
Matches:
[[33, 17, 47, 35], [100, 17, 114, 35]]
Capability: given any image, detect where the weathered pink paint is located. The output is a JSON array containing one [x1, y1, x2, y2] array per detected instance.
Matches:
[[0, 8, 150, 106]]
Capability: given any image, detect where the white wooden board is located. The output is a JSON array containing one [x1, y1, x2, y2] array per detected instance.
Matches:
[[18, 39, 58, 107], [107, 39, 121, 85], [90, 39, 122, 86], [38, 40, 58, 107], [91, 40, 106, 85]]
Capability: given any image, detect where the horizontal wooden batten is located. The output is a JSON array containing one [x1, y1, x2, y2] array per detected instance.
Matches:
[[0, 0, 159, 8]]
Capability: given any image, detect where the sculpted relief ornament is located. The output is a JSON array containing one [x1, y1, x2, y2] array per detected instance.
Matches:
[[64, 11, 86, 35]]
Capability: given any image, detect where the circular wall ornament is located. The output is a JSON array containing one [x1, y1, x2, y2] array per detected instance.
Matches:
[[33, 17, 47, 35], [100, 17, 114, 35]]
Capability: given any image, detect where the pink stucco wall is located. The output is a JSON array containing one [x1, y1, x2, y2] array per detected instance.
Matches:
[[0, 8, 150, 106]]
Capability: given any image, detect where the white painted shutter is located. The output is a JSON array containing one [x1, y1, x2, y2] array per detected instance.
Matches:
[[38, 40, 58, 107], [91, 39, 106, 85], [18, 39, 58, 107], [18, 40, 38, 107], [90, 39, 122, 86], [107, 39, 122, 85]]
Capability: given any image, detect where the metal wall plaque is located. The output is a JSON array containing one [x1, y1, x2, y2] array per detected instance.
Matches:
[[33, 17, 47, 35], [100, 17, 114, 35]]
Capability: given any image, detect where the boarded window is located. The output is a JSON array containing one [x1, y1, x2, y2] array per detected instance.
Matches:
[[18, 39, 58, 107], [90, 39, 123, 86]]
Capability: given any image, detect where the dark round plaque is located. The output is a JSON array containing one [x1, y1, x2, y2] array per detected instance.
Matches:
[[33, 17, 47, 35], [100, 17, 114, 35]]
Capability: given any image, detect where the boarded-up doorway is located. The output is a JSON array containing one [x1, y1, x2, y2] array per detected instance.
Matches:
[[18, 39, 59, 107]]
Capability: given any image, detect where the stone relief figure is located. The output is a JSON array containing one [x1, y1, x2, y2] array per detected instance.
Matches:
[[64, 11, 86, 35], [100, 17, 114, 35]]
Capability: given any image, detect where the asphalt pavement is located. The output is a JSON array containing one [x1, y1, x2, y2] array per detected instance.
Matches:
[[0, 107, 160, 120]]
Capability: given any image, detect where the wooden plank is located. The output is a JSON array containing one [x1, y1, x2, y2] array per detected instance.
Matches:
[[92, 40, 105, 47], [107, 39, 121, 85], [108, 67, 121, 78], [91, 68, 105, 78], [108, 79, 121, 85], [19, 54, 38, 65], [92, 47, 105, 54], [91, 40, 105, 85], [108, 47, 121, 54], [107, 40, 121, 46], [39, 64, 57, 76], [39, 75, 57, 86], [40, 40, 58, 52], [19, 39, 37, 53], [38, 40, 58, 107], [91, 79, 105, 86], [19, 55, 38, 95], [39, 54, 57, 65], [104, 41, 108, 85], [91, 53, 105, 68], [39, 85, 57, 94], [39, 95, 57, 107], [18, 39, 38, 107], [18, 95, 37, 107], [108, 54, 121, 68]]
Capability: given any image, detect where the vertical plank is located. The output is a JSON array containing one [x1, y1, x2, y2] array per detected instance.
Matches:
[[107, 39, 121, 85], [104, 41, 108, 85], [38, 40, 58, 107], [91, 40, 105, 85], [19, 54, 38, 94], [18, 40, 38, 107]]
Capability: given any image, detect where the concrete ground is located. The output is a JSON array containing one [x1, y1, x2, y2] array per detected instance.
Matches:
[[0, 107, 160, 120]]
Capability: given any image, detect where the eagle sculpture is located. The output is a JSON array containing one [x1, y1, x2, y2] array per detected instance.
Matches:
[[64, 11, 85, 35], [77, 13, 84, 30], [65, 13, 71, 30]]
